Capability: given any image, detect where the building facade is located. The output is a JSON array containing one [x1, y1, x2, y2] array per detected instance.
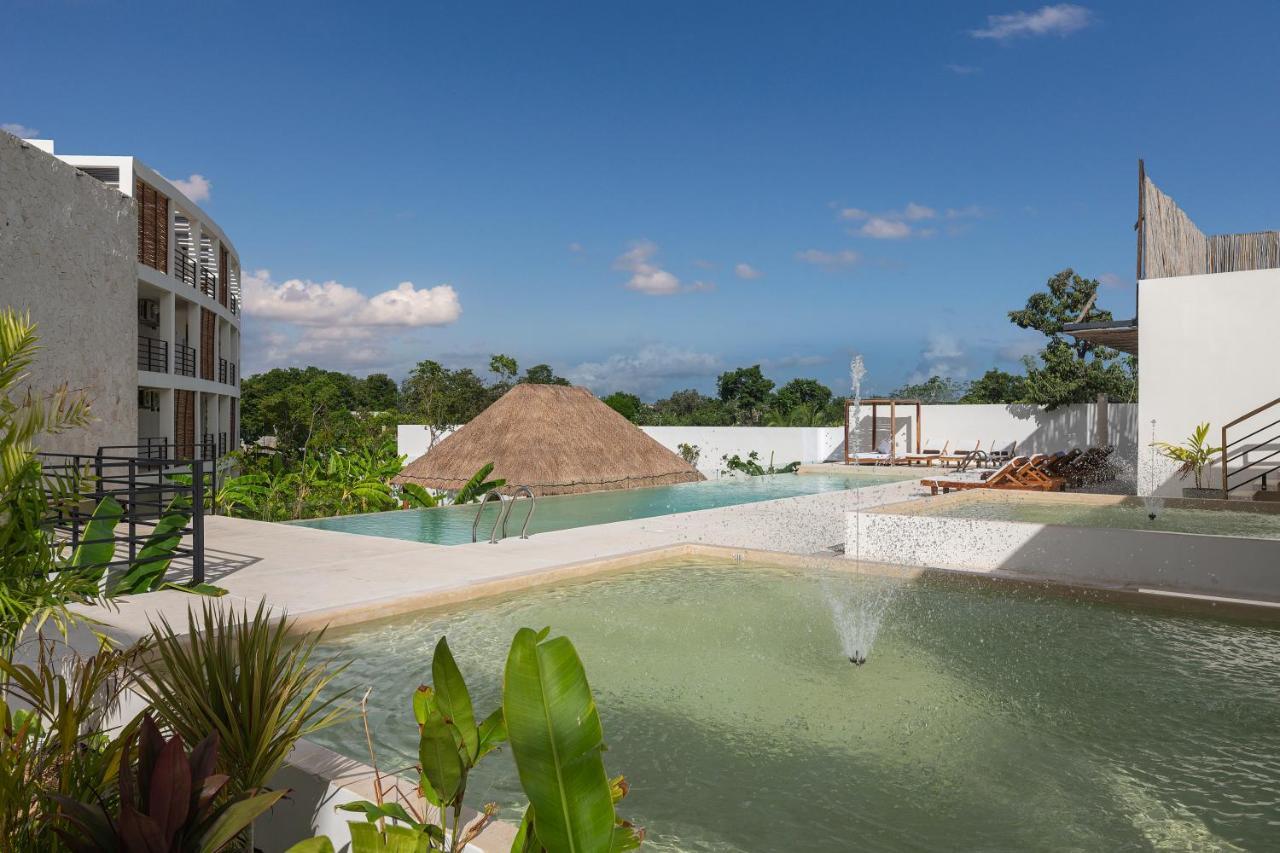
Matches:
[[38, 138, 242, 460]]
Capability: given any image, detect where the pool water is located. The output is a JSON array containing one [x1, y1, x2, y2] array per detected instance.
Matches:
[[925, 498, 1280, 539], [290, 472, 914, 545], [312, 560, 1280, 852]]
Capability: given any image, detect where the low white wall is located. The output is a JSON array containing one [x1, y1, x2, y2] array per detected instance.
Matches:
[[643, 403, 1136, 476], [398, 404, 1138, 478], [1138, 269, 1280, 497], [848, 504, 1280, 602]]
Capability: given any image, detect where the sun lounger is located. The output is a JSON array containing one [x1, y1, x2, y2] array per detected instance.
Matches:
[[987, 440, 1016, 466], [936, 440, 983, 468], [903, 440, 949, 466], [1064, 446, 1115, 486], [921, 456, 1028, 495]]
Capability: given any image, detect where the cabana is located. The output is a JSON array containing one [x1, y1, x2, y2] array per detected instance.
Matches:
[[843, 398, 922, 465], [394, 384, 704, 497]]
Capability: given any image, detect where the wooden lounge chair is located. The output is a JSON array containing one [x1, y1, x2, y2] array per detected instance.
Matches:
[[1064, 446, 1115, 486], [937, 439, 983, 468], [903, 440, 949, 466], [922, 455, 1030, 495], [1018, 453, 1068, 491], [987, 440, 1016, 466]]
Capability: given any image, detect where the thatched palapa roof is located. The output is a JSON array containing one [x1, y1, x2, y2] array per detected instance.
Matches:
[[394, 384, 705, 496]]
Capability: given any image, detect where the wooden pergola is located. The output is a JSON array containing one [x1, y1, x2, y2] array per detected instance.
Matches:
[[844, 398, 922, 464]]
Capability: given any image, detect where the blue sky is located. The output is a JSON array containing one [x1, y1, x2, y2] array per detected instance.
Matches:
[[5, 1, 1280, 398]]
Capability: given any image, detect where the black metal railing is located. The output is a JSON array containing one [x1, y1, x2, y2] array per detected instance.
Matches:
[[218, 357, 228, 384], [138, 336, 168, 372], [199, 268, 217, 299], [218, 431, 228, 456], [138, 436, 169, 460], [38, 448, 207, 584], [175, 343, 196, 377], [229, 361, 236, 385], [229, 292, 239, 315], [174, 250, 197, 287]]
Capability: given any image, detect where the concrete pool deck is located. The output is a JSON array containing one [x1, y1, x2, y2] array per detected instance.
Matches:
[[78, 476, 929, 642]]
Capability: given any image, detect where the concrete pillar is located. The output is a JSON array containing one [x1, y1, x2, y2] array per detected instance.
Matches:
[[159, 291, 176, 374]]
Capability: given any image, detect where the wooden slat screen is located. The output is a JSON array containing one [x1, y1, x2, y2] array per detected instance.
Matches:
[[135, 179, 169, 273], [1142, 173, 1280, 279], [218, 246, 229, 306], [200, 308, 216, 380], [174, 390, 195, 459]]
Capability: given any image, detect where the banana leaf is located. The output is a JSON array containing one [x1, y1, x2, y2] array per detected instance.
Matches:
[[432, 637, 479, 762], [110, 506, 190, 595], [67, 496, 123, 574], [502, 627, 615, 853]]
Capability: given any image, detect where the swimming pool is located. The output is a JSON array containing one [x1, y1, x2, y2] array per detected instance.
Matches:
[[922, 496, 1280, 539], [290, 471, 915, 546], [312, 559, 1280, 851]]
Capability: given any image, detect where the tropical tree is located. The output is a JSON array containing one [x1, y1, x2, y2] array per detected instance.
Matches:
[[717, 366, 774, 425], [1010, 268, 1137, 408], [602, 391, 644, 422], [889, 375, 967, 404], [773, 378, 833, 414], [960, 369, 1027, 404], [519, 364, 570, 386]]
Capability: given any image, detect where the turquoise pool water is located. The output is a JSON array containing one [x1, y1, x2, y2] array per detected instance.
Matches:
[[313, 560, 1280, 851], [290, 471, 915, 545]]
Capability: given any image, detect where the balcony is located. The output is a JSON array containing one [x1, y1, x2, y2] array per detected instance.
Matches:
[[199, 268, 217, 299], [175, 343, 196, 377], [218, 358, 238, 386], [138, 336, 168, 373], [174, 249, 197, 288], [218, 431, 228, 456]]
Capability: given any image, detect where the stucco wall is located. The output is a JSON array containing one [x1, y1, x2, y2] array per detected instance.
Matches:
[[1138, 269, 1280, 496], [0, 131, 137, 454]]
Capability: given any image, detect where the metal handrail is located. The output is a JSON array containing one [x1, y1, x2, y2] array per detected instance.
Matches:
[[499, 485, 536, 540], [471, 491, 505, 543], [1221, 397, 1280, 499]]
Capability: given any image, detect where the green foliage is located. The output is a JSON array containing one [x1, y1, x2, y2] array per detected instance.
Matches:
[[716, 365, 775, 425], [602, 392, 644, 422], [720, 450, 800, 476], [358, 373, 401, 413], [520, 364, 571, 386], [402, 361, 495, 441], [889, 375, 967, 404], [293, 629, 636, 853], [0, 641, 145, 849], [773, 378, 833, 414], [1009, 268, 1137, 408], [53, 714, 286, 853], [489, 354, 520, 384], [1153, 422, 1223, 490], [648, 389, 732, 426], [959, 369, 1028, 404], [676, 442, 700, 468], [134, 600, 352, 797], [452, 462, 507, 505], [228, 439, 404, 521], [505, 627, 641, 852]]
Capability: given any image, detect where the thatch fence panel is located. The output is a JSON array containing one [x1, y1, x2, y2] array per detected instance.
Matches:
[[1142, 172, 1280, 279]]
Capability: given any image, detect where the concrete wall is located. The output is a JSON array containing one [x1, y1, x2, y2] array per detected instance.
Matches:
[[0, 131, 137, 453], [398, 404, 1137, 478], [643, 403, 1137, 476], [1138, 269, 1280, 497]]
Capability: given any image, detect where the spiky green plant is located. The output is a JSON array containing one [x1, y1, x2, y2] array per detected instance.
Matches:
[[133, 599, 353, 797]]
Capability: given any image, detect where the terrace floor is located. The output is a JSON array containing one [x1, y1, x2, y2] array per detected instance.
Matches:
[[81, 477, 929, 642]]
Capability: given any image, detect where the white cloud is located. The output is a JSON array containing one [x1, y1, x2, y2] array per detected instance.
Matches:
[[908, 332, 970, 383], [241, 270, 461, 374], [764, 354, 829, 369], [734, 262, 763, 280], [946, 64, 981, 75], [859, 217, 913, 239], [566, 345, 722, 396], [838, 208, 870, 221], [614, 241, 710, 295], [796, 249, 861, 269], [1, 122, 39, 138], [945, 205, 986, 219], [1098, 271, 1126, 288], [970, 4, 1093, 40], [901, 202, 936, 221], [568, 242, 585, 254], [244, 270, 461, 327], [170, 174, 212, 203]]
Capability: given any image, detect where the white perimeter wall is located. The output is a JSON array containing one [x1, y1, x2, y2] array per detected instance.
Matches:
[[1138, 268, 1280, 497], [646, 403, 1136, 476], [400, 404, 1137, 478]]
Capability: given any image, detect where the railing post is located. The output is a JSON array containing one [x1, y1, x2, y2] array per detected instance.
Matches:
[[192, 458, 205, 584], [127, 457, 137, 565], [1222, 424, 1229, 500]]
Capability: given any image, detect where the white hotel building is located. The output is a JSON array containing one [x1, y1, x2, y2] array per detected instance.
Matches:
[[16, 138, 242, 460]]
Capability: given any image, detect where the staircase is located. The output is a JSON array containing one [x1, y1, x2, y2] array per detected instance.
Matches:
[[1222, 397, 1280, 501]]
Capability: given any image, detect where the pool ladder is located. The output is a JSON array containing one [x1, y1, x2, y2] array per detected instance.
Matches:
[[471, 486, 536, 544]]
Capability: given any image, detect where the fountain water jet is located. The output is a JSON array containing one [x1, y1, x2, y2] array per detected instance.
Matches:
[[1143, 419, 1163, 520], [823, 353, 900, 666]]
